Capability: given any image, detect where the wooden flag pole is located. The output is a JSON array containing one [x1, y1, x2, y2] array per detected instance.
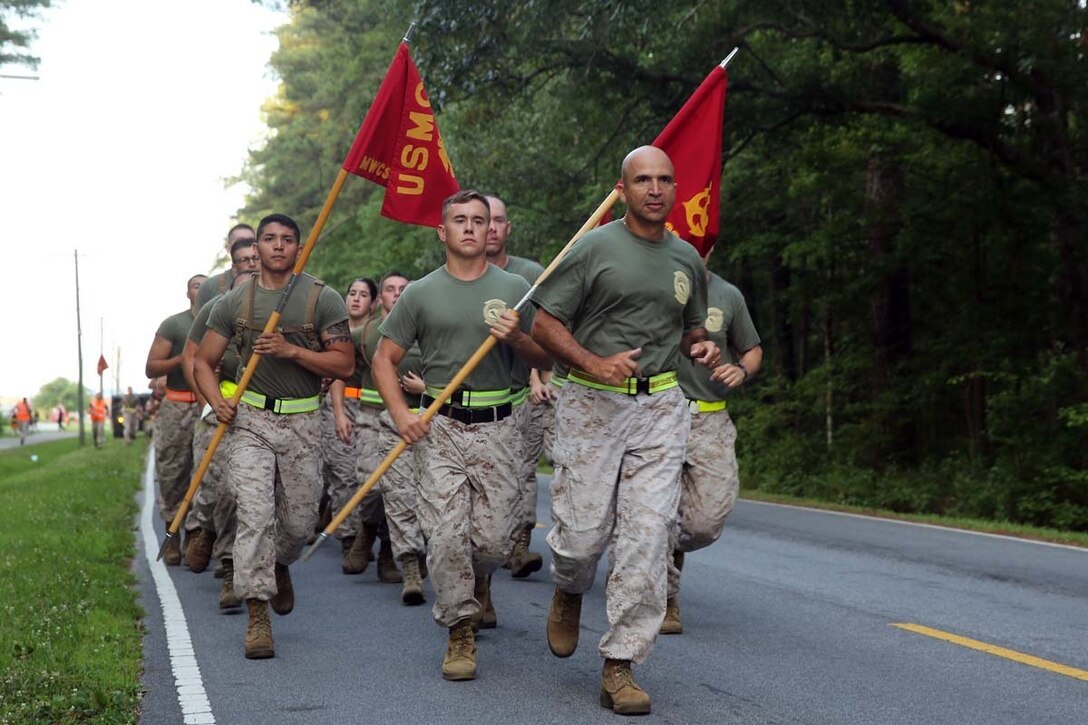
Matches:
[[304, 188, 620, 560], [157, 169, 350, 560]]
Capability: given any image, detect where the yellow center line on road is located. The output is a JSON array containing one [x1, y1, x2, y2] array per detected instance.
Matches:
[[891, 623, 1088, 682]]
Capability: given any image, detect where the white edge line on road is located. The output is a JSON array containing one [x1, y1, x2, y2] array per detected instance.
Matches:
[[743, 498, 1088, 553], [140, 449, 216, 725]]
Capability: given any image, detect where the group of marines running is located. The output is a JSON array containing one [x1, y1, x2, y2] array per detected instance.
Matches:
[[143, 146, 762, 716]]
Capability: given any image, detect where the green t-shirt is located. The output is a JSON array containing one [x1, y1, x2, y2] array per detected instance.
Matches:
[[206, 274, 349, 399], [352, 315, 382, 389], [502, 254, 544, 285], [355, 314, 423, 406], [531, 220, 707, 377], [195, 270, 231, 311], [155, 308, 197, 391], [501, 254, 545, 388], [379, 265, 534, 398], [679, 273, 761, 401], [188, 295, 240, 385]]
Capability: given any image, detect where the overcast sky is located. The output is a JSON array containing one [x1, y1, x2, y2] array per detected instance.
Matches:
[[0, 0, 285, 399]]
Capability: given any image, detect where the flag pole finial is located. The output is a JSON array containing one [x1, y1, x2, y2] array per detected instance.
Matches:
[[403, 22, 417, 44], [720, 47, 739, 69]]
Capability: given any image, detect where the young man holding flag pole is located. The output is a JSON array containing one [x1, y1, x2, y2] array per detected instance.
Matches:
[[155, 25, 458, 567], [372, 189, 552, 680]]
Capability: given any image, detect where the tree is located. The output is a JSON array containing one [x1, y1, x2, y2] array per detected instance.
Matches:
[[0, 1, 51, 69], [33, 377, 90, 415]]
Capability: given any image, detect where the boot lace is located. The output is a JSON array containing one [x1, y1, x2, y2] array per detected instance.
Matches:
[[251, 604, 271, 633]]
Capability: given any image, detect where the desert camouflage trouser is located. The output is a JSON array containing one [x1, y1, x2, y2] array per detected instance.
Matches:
[[378, 410, 424, 559], [154, 399, 199, 522], [185, 412, 238, 561], [226, 403, 321, 601], [667, 408, 739, 597], [352, 405, 387, 530], [321, 397, 365, 539], [415, 413, 520, 627], [511, 398, 547, 531], [548, 383, 687, 664], [123, 409, 138, 442], [540, 379, 567, 462]]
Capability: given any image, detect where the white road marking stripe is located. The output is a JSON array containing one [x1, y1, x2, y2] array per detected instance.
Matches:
[[744, 499, 1088, 552], [140, 451, 216, 724]]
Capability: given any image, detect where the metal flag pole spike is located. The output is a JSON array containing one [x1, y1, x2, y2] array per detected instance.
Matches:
[[403, 22, 417, 44], [720, 47, 739, 69], [303, 189, 620, 561], [155, 168, 352, 562]]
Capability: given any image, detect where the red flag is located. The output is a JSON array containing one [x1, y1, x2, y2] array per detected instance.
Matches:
[[651, 66, 727, 255], [342, 42, 459, 227], [96, 354, 108, 376]]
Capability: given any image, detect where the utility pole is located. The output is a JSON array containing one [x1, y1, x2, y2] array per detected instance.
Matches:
[[75, 250, 85, 446]]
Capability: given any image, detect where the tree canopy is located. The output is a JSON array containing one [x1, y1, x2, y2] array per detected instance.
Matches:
[[0, 1, 51, 69], [240, 0, 1088, 530], [33, 378, 89, 414]]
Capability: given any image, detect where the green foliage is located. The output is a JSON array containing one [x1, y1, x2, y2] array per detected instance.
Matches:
[[0, 0, 51, 68], [0, 438, 146, 724], [33, 378, 91, 415], [243, 0, 1088, 530]]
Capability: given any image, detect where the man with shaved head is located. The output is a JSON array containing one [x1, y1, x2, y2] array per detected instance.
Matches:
[[531, 146, 720, 715]]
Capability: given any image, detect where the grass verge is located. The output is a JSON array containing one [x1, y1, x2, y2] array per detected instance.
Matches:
[[0, 437, 148, 725], [740, 488, 1088, 549]]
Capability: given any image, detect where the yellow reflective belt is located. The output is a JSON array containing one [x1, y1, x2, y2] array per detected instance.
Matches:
[[510, 387, 529, 407], [688, 399, 727, 414], [239, 390, 321, 414], [359, 388, 384, 406], [551, 375, 567, 389], [424, 385, 511, 408], [568, 370, 678, 395], [219, 380, 238, 399]]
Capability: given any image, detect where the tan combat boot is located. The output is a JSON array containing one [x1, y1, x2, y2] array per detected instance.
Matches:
[[508, 526, 543, 579], [186, 527, 215, 574], [219, 558, 241, 610], [660, 596, 682, 635], [546, 586, 582, 657], [271, 562, 294, 615], [400, 553, 425, 606], [346, 523, 378, 571], [377, 537, 402, 583], [471, 575, 496, 630], [213, 560, 225, 579], [162, 535, 182, 566], [441, 620, 477, 681], [341, 535, 368, 575], [600, 659, 651, 715], [244, 599, 274, 659]]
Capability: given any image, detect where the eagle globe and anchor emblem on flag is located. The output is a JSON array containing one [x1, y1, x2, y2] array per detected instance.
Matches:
[[666, 184, 713, 240]]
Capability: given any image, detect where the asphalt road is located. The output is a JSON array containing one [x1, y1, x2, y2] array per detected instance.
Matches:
[[0, 426, 78, 450], [136, 465, 1088, 724]]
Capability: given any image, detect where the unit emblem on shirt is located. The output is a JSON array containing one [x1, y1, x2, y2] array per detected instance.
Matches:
[[673, 271, 690, 305], [706, 307, 724, 333], [483, 298, 508, 325]]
